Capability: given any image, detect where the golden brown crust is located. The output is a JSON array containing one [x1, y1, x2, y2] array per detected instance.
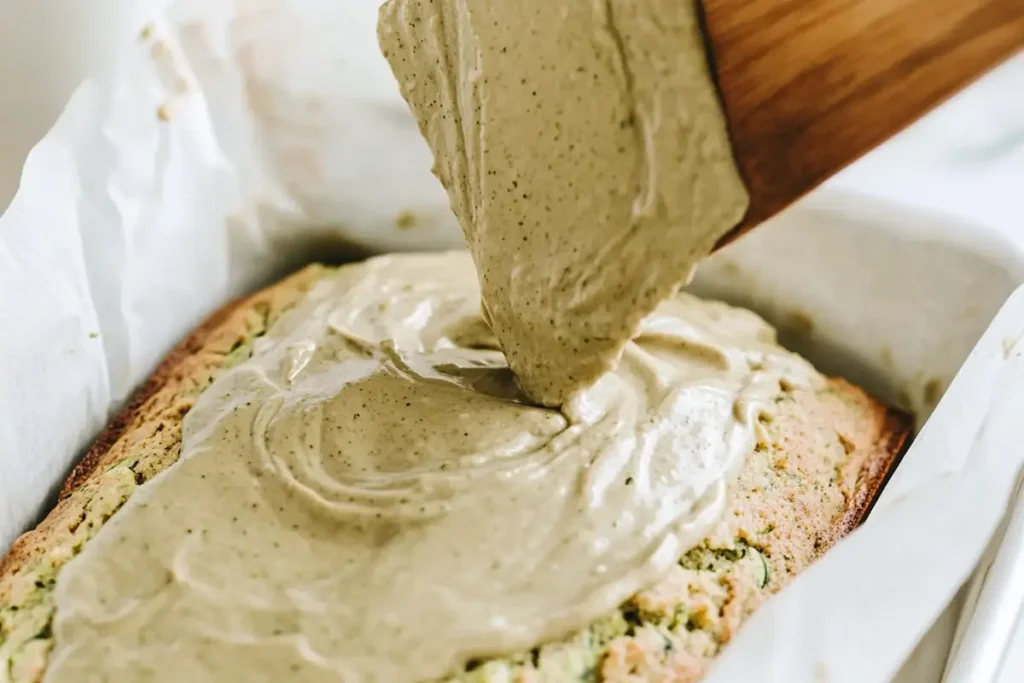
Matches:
[[845, 407, 912, 532], [59, 301, 239, 503]]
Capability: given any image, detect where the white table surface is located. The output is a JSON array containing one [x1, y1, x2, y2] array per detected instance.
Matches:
[[0, 5, 1020, 680]]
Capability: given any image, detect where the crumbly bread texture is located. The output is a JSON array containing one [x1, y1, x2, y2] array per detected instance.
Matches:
[[0, 264, 910, 683]]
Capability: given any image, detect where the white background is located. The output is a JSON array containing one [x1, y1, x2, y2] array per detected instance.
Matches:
[[0, 1, 168, 213]]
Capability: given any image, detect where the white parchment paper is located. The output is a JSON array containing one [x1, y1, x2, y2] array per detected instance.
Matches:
[[1, 1, 1022, 681]]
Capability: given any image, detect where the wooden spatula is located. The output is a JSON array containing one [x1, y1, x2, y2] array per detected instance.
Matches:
[[702, 0, 1024, 248]]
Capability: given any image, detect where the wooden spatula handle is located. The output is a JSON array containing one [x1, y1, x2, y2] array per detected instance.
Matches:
[[703, 0, 1024, 247]]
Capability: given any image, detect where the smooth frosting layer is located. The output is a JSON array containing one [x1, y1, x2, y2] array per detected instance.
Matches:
[[47, 253, 815, 682], [378, 0, 750, 405]]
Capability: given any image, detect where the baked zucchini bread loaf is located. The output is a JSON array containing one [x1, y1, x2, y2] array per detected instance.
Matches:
[[0, 259, 910, 683]]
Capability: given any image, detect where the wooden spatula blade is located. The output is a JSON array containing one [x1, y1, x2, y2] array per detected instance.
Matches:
[[702, 0, 1024, 246]]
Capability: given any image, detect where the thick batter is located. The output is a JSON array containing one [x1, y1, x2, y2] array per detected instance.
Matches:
[[47, 254, 814, 682], [379, 0, 749, 405]]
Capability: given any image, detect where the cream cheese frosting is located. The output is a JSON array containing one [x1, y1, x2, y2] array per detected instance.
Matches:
[[46, 253, 815, 683], [378, 0, 749, 405], [45, 1, 763, 679]]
